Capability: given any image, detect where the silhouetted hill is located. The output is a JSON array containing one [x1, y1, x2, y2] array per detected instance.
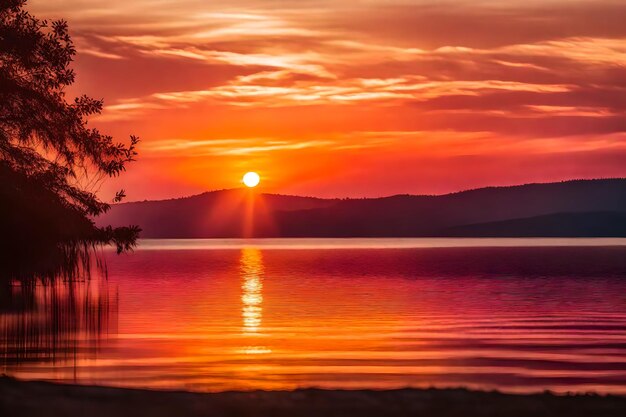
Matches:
[[96, 179, 626, 238], [442, 212, 626, 237], [96, 189, 335, 238]]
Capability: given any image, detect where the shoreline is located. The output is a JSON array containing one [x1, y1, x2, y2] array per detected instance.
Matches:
[[2, 377, 626, 417], [133, 237, 626, 251]]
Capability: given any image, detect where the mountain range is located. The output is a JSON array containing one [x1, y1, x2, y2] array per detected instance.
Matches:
[[95, 179, 626, 238]]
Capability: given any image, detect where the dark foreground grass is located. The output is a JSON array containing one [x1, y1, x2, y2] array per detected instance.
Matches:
[[2, 376, 626, 417]]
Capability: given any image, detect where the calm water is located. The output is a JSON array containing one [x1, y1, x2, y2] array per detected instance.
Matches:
[[2, 238, 626, 394]]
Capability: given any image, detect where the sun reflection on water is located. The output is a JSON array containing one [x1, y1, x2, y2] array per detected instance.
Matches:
[[240, 248, 264, 335]]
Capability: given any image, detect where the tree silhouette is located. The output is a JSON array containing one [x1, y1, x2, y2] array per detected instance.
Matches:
[[0, 0, 140, 266]]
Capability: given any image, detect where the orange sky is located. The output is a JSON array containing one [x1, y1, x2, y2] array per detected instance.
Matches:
[[29, 0, 626, 200]]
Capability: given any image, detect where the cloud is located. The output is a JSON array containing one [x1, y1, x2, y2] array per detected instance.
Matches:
[[143, 138, 334, 156], [100, 70, 574, 110], [27, 0, 626, 197]]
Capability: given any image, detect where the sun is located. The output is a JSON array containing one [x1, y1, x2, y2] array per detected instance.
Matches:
[[242, 171, 260, 188]]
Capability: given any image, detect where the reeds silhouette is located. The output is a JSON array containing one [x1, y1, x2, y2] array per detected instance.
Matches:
[[0, 251, 116, 368]]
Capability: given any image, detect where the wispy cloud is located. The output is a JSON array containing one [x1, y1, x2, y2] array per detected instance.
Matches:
[[100, 75, 572, 115], [143, 138, 334, 156], [28, 0, 626, 198]]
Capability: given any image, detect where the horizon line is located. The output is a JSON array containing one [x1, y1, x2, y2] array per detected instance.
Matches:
[[117, 177, 626, 205]]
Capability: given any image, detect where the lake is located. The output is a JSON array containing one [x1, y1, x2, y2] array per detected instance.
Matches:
[[2, 238, 626, 394]]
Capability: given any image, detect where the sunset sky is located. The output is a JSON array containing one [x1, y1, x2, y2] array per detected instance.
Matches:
[[29, 0, 626, 200]]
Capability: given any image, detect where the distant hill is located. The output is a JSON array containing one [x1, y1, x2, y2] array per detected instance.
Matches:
[[96, 179, 626, 238], [442, 212, 626, 237]]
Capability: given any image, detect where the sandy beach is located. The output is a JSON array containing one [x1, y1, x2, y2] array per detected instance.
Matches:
[[2, 377, 626, 417]]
